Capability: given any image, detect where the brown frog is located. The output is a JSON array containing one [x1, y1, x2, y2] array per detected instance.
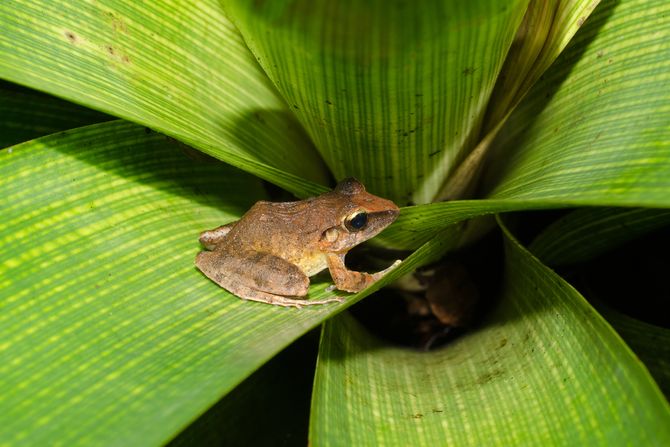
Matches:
[[195, 178, 401, 307]]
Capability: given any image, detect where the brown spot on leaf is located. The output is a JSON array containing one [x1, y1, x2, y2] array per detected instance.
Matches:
[[106, 11, 128, 34], [476, 368, 504, 385], [64, 31, 78, 43]]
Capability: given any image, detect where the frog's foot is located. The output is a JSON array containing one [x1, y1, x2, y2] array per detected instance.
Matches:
[[240, 289, 344, 308], [215, 280, 342, 308], [287, 296, 345, 308], [371, 259, 403, 281], [327, 254, 403, 293]]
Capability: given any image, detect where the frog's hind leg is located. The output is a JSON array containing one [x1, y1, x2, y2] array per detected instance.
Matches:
[[195, 250, 343, 307], [199, 222, 237, 250]]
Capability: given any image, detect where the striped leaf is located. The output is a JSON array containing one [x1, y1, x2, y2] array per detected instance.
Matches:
[[223, 0, 529, 204], [0, 120, 447, 445], [381, 0, 670, 249], [485, 0, 602, 128], [529, 207, 670, 266], [596, 305, 670, 398], [168, 333, 319, 446], [437, 0, 601, 200], [309, 219, 670, 445], [0, 0, 330, 197], [486, 0, 670, 203]]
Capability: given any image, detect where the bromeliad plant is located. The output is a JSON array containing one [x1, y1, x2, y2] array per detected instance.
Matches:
[[1, 0, 669, 445]]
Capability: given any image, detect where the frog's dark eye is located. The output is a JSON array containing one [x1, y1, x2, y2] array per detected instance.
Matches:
[[345, 211, 368, 232]]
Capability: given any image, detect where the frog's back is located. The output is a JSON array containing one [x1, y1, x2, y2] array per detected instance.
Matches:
[[223, 199, 332, 274]]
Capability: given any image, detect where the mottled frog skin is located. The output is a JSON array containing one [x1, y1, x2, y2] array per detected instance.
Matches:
[[195, 178, 400, 307]]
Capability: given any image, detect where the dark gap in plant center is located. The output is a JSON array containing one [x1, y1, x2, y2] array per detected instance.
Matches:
[[348, 229, 504, 350]]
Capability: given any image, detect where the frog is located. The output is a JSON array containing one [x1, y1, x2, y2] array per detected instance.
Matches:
[[195, 178, 401, 307]]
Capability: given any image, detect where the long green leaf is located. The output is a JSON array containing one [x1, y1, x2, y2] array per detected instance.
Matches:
[[485, 0, 601, 128], [435, 0, 601, 201], [169, 332, 319, 446], [596, 305, 670, 399], [0, 120, 446, 445], [223, 0, 529, 204], [529, 207, 670, 266], [310, 219, 670, 445], [0, 0, 330, 197], [381, 0, 670, 249], [486, 0, 670, 202], [0, 81, 110, 148]]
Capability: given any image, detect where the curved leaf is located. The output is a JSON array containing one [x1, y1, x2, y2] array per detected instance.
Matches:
[[486, 0, 670, 203], [529, 207, 670, 266], [380, 199, 557, 250], [169, 333, 319, 446], [309, 218, 670, 445], [0, 0, 330, 196], [485, 0, 601, 128], [436, 0, 602, 201], [381, 0, 670, 249], [223, 0, 529, 204], [0, 120, 445, 445], [596, 305, 670, 398]]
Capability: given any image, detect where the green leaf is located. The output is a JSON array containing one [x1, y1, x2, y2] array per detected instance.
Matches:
[[382, 0, 670, 249], [486, 0, 670, 203], [596, 305, 670, 399], [529, 207, 670, 266], [0, 0, 330, 197], [169, 332, 319, 446], [378, 199, 557, 250], [223, 0, 529, 204], [485, 0, 601, 128], [0, 81, 111, 148], [310, 218, 670, 445], [437, 0, 601, 201], [0, 120, 444, 445]]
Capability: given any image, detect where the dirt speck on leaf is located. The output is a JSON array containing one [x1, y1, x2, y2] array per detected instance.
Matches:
[[476, 368, 504, 385], [64, 31, 78, 43]]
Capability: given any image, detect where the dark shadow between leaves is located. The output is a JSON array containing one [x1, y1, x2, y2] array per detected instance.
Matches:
[[167, 330, 319, 447], [0, 80, 112, 149]]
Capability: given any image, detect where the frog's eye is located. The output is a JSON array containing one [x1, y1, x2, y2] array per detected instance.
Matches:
[[345, 211, 368, 232]]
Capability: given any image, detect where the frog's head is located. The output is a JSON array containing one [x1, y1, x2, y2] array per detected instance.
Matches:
[[319, 178, 399, 253]]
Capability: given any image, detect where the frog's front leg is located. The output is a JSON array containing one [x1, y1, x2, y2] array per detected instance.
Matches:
[[199, 222, 237, 250], [326, 253, 401, 293], [195, 249, 342, 307]]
